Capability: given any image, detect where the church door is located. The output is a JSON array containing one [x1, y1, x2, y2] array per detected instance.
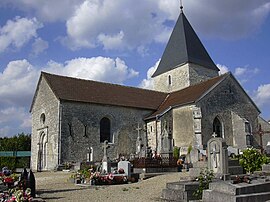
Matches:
[[213, 117, 223, 137], [38, 132, 47, 171]]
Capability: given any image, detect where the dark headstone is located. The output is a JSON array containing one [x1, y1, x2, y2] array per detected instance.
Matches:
[[20, 168, 28, 191], [27, 170, 36, 198]]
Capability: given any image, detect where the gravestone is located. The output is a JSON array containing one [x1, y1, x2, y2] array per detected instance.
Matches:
[[102, 140, 111, 173], [118, 161, 131, 177], [207, 133, 229, 180], [87, 147, 93, 162], [135, 123, 145, 157], [266, 142, 270, 155], [27, 170, 36, 198]]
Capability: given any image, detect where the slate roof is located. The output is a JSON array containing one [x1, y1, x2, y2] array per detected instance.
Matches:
[[146, 73, 227, 119], [40, 72, 167, 110], [152, 11, 219, 77]]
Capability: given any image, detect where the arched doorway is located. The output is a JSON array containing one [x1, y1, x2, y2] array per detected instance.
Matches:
[[38, 132, 47, 171], [100, 117, 111, 143], [213, 117, 223, 138]]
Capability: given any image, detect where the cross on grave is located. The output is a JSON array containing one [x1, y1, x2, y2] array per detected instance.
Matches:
[[210, 144, 220, 168], [135, 123, 142, 139], [135, 123, 143, 154], [212, 132, 217, 138], [102, 140, 110, 162]]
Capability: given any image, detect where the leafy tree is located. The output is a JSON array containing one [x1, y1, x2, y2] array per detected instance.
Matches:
[[0, 133, 31, 151], [239, 148, 270, 174]]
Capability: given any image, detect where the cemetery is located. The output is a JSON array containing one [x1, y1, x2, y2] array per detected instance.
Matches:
[[2, 135, 270, 201]]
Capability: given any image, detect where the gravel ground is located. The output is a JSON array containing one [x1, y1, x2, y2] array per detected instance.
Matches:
[[35, 171, 189, 202]]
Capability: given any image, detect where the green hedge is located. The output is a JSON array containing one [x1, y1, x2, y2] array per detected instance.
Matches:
[[0, 157, 30, 171]]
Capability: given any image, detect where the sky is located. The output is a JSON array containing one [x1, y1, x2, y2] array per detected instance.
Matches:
[[0, 0, 270, 137]]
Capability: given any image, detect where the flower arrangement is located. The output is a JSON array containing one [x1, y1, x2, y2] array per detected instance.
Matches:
[[0, 188, 32, 202], [118, 168, 125, 174]]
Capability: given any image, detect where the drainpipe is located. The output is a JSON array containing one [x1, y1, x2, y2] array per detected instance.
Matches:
[[155, 115, 159, 153], [58, 101, 62, 165]]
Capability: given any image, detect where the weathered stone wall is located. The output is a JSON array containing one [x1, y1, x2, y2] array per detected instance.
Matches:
[[147, 121, 156, 152], [189, 64, 219, 86], [153, 63, 218, 93], [153, 64, 189, 93], [31, 77, 60, 171], [258, 117, 270, 149], [197, 75, 260, 148], [172, 106, 194, 147], [60, 101, 152, 163]]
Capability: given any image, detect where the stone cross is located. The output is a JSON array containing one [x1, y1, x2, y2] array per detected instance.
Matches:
[[135, 123, 142, 138], [212, 132, 217, 138], [102, 140, 110, 161], [135, 123, 143, 155], [210, 144, 220, 168]]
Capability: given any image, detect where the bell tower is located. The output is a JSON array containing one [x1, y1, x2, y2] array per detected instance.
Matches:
[[152, 7, 219, 93]]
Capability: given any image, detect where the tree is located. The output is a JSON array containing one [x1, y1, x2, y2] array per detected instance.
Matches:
[[0, 133, 31, 151]]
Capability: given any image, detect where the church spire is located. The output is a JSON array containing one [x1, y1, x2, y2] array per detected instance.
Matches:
[[152, 9, 219, 78]]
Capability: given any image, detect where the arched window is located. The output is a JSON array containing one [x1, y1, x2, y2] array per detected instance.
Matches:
[[100, 117, 111, 143], [168, 75, 172, 86], [40, 113, 45, 124], [213, 117, 222, 137], [245, 122, 253, 147]]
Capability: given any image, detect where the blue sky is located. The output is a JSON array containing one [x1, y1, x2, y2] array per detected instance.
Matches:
[[0, 0, 270, 137]]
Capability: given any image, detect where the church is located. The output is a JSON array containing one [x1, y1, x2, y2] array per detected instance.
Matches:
[[30, 9, 261, 171]]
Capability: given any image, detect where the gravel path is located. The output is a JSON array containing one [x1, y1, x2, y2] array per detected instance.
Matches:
[[35, 171, 189, 202]]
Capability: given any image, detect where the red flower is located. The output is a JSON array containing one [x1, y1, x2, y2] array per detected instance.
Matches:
[[4, 177, 13, 184]]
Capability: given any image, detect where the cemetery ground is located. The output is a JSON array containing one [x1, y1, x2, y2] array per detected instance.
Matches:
[[35, 171, 189, 201]]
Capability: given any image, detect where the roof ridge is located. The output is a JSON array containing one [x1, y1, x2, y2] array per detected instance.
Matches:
[[41, 71, 167, 95]]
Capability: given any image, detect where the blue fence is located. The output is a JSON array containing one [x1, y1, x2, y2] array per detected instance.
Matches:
[[0, 151, 31, 157]]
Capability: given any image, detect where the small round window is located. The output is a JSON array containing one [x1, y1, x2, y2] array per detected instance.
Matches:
[[40, 113, 46, 124]]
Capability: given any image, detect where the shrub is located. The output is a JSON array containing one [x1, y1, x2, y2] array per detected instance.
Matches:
[[193, 169, 214, 199], [173, 146, 180, 159], [239, 148, 270, 174]]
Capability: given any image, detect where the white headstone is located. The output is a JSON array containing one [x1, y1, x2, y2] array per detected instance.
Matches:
[[118, 161, 131, 177], [207, 137, 229, 179]]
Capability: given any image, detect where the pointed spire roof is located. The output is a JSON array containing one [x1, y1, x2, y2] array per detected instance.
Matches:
[[152, 11, 219, 77]]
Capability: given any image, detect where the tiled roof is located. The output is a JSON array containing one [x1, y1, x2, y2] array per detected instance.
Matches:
[[146, 74, 227, 119], [35, 72, 227, 118], [42, 72, 167, 110]]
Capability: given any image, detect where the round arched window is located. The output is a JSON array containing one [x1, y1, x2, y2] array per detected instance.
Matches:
[[40, 113, 46, 124]]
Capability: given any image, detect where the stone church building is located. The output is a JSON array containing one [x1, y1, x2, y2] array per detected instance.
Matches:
[[30, 10, 261, 171]]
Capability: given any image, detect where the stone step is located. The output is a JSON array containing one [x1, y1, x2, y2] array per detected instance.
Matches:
[[166, 181, 199, 191], [203, 189, 234, 201], [161, 188, 185, 201], [209, 180, 270, 195], [203, 189, 270, 202], [161, 187, 199, 201]]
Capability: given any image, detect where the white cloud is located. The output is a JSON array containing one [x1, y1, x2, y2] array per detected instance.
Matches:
[[0, 59, 38, 108], [0, 0, 85, 22], [63, 0, 171, 51], [139, 59, 159, 89], [254, 84, 270, 106], [233, 67, 259, 84], [31, 37, 49, 56], [0, 17, 43, 53], [98, 31, 125, 50], [45, 57, 138, 84], [184, 0, 270, 39], [2, 0, 270, 51], [217, 64, 229, 75]]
